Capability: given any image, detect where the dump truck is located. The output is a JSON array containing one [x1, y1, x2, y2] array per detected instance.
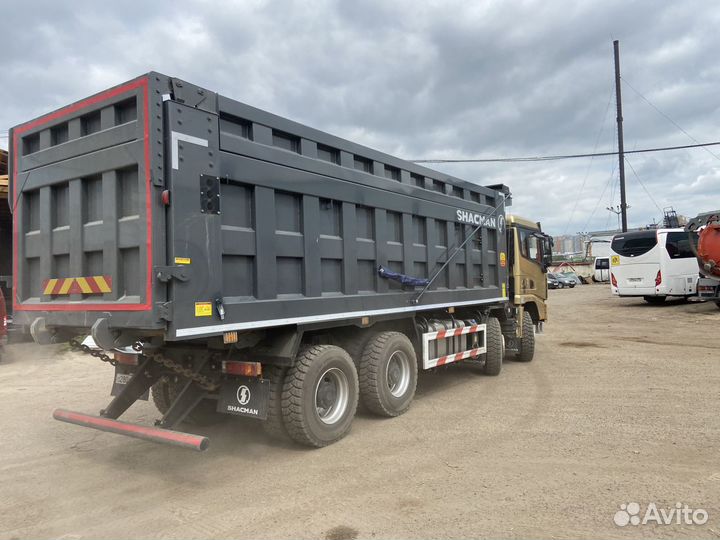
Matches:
[[9, 73, 552, 450], [687, 211, 720, 308]]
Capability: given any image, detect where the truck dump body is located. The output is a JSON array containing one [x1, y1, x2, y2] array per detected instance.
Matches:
[[11, 72, 508, 341]]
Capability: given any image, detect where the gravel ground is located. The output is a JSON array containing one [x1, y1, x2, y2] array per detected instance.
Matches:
[[1, 284, 719, 539]]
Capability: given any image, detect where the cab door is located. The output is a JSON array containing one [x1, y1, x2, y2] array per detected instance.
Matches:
[[513, 227, 548, 300]]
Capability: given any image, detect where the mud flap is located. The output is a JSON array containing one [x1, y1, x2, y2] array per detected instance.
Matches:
[[217, 377, 269, 420]]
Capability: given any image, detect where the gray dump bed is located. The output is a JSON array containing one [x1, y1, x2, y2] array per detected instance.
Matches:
[[10, 72, 508, 340]]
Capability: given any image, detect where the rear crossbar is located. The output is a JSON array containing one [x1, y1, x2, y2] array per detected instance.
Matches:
[[53, 409, 209, 451]]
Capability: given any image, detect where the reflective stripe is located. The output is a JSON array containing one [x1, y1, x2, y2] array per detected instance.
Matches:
[[75, 277, 93, 294], [43, 279, 58, 295], [94, 275, 111, 293], [175, 297, 507, 337], [58, 279, 74, 295]]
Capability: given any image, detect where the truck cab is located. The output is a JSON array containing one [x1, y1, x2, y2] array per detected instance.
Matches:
[[507, 215, 551, 330]]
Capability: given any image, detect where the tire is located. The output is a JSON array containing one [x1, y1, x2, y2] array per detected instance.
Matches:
[[359, 331, 418, 417], [643, 296, 666, 304], [483, 317, 503, 376], [336, 328, 372, 367], [516, 312, 535, 363], [151, 378, 224, 426], [262, 365, 289, 440], [281, 345, 359, 447]]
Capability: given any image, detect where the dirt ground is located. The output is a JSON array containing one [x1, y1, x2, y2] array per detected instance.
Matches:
[[1, 284, 719, 539]]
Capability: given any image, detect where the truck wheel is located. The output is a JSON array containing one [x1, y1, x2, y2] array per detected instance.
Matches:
[[516, 312, 535, 363], [281, 345, 359, 447], [263, 365, 289, 440], [482, 317, 503, 376], [151, 378, 224, 426], [359, 331, 418, 417], [336, 328, 372, 367], [643, 296, 666, 304]]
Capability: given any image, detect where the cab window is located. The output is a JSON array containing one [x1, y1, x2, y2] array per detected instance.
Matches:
[[518, 228, 541, 264]]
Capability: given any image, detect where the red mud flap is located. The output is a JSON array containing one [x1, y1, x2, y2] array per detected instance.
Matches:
[[53, 409, 209, 452]]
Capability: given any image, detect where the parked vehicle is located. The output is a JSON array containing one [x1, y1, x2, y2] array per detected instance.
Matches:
[[547, 274, 560, 289], [686, 211, 720, 308], [593, 256, 610, 282], [559, 271, 582, 285], [548, 272, 575, 288], [10, 72, 552, 450], [610, 229, 698, 303]]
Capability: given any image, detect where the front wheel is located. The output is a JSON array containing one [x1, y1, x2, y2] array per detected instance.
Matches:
[[281, 345, 359, 447], [516, 312, 536, 363], [482, 317, 503, 376], [359, 331, 418, 417]]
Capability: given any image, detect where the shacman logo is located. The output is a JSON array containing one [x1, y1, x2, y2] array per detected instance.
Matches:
[[613, 502, 709, 527], [236, 385, 251, 405], [456, 209, 498, 229]]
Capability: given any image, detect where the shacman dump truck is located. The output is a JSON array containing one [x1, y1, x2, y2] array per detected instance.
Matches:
[[9, 73, 552, 450], [687, 211, 720, 308]]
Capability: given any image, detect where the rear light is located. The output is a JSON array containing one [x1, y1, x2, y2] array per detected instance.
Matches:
[[611, 273, 617, 287], [655, 270, 662, 286], [2, 316, 6, 329], [113, 351, 139, 366], [222, 361, 262, 377]]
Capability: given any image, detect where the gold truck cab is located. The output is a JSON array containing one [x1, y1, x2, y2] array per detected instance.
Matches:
[[507, 215, 552, 331]]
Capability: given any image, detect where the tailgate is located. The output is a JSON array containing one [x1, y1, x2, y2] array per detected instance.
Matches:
[[9, 74, 166, 331]]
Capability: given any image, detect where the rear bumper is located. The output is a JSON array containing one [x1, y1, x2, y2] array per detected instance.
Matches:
[[53, 409, 209, 451]]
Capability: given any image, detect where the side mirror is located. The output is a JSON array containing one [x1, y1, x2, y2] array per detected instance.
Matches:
[[541, 236, 553, 273]]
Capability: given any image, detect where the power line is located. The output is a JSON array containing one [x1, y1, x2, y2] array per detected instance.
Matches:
[[621, 77, 720, 162], [411, 140, 720, 163], [624, 156, 663, 213]]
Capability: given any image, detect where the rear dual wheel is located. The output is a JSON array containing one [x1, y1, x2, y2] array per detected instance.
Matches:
[[359, 332, 418, 417], [281, 345, 359, 448]]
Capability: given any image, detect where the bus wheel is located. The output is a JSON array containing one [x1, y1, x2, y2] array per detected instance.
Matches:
[[482, 317, 503, 376], [282, 345, 358, 447], [643, 296, 666, 304], [359, 332, 418, 417], [516, 312, 535, 363]]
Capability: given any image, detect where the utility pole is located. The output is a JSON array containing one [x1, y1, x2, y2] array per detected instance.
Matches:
[[613, 40, 628, 232]]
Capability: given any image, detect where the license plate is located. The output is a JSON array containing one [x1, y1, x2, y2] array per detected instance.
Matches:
[[217, 376, 269, 419], [627, 278, 642, 283], [110, 365, 149, 400]]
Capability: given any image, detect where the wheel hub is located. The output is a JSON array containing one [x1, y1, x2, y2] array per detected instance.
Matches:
[[386, 351, 411, 398], [314, 367, 350, 425]]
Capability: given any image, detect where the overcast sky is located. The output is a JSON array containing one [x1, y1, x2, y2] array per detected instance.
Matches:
[[2, 0, 719, 235]]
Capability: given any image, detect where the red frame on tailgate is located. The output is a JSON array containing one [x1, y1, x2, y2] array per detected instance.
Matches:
[[12, 76, 153, 312]]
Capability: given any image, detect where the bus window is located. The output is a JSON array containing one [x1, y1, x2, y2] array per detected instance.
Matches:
[[665, 232, 697, 259], [611, 231, 657, 257]]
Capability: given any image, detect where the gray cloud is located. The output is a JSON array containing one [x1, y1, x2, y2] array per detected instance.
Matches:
[[2, 0, 719, 234]]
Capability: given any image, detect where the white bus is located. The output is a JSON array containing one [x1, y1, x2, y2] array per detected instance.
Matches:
[[610, 228, 698, 303]]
